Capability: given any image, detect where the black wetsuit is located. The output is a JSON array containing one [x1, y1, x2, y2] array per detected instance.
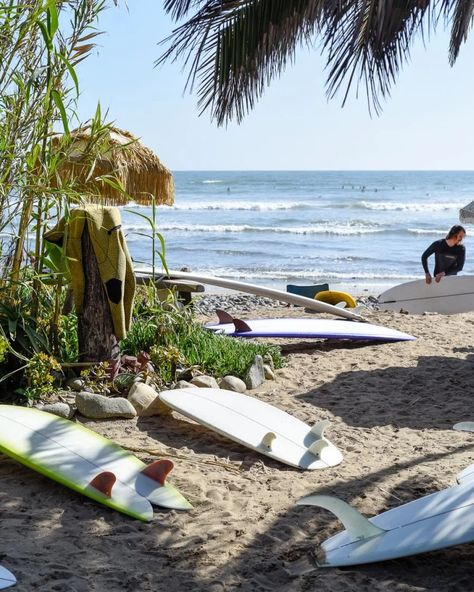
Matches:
[[421, 239, 465, 276]]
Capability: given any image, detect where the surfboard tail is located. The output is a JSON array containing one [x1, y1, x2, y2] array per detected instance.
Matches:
[[136, 460, 193, 510], [296, 495, 385, 542]]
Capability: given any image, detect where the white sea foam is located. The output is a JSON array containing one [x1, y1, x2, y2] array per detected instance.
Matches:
[[195, 268, 417, 281], [357, 201, 464, 212], [130, 223, 385, 235]]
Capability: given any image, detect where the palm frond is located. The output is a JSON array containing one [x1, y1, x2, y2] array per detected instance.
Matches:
[[322, 0, 432, 113], [445, 0, 474, 63], [158, 0, 326, 125], [159, 0, 473, 124]]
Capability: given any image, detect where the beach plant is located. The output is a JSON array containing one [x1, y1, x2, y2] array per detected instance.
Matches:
[[21, 352, 62, 403], [121, 302, 282, 383]]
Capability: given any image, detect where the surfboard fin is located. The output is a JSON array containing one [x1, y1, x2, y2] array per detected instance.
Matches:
[[89, 471, 116, 498], [310, 420, 331, 440], [141, 459, 174, 485], [233, 318, 252, 333], [296, 495, 385, 542], [216, 309, 234, 324], [308, 421, 332, 457], [261, 431, 276, 450], [308, 439, 329, 456]]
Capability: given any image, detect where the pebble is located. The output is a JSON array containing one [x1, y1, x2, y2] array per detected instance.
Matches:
[[192, 293, 380, 316]]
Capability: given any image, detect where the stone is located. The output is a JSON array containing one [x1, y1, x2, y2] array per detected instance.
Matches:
[[75, 392, 136, 419], [190, 375, 220, 389], [263, 353, 275, 371], [174, 380, 194, 389], [218, 375, 246, 393], [65, 377, 85, 392], [245, 355, 265, 390], [263, 364, 276, 380], [40, 402, 75, 419], [128, 382, 171, 416]]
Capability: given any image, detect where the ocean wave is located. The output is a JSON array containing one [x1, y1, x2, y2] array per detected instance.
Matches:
[[407, 228, 451, 235], [352, 201, 464, 212], [192, 268, 417, 281], [166, 201, 311, 211], [127, 223, 386, 236]]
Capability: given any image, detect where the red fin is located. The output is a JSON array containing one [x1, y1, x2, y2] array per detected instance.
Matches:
[[233, 318, 252, 333], [89, 471, 116, 497], [141, 459, 174, 485], [216, 309, 234, 324]]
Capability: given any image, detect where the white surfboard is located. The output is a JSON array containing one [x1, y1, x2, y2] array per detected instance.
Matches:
[[158, 387, 343, 469], [378, 275, 474, 314], [297, 469, 474, 566], [0, 405, 191, 521], [453, 421, 474, 433], [134, 268, 364, 321], [0, 566, 16, 590], [206, 311, 415, 342]]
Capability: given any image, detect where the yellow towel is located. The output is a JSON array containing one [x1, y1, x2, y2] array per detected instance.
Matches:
[[45, 206, 135, 340]]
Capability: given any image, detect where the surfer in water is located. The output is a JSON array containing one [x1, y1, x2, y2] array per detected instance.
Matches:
[[422, 225, 466, 284]]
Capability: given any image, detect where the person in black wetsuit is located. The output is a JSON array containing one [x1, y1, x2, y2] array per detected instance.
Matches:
[[421, 225, 466, 284]]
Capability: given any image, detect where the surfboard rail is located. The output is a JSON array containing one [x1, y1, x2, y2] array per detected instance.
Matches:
[[134, 268, 365, 321]]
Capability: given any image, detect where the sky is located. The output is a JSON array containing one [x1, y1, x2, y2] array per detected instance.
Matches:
[[76, 2, 474, 171]]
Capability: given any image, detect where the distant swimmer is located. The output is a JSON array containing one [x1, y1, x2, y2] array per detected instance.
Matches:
[[421, 225, 466, 284]]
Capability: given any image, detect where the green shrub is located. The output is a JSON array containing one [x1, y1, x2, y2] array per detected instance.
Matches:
[[121, 305, 282, 382]]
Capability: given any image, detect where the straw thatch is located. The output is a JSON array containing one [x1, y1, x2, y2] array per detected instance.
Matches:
[[459, 201, 474, 224], [54, 126, 174, 206]]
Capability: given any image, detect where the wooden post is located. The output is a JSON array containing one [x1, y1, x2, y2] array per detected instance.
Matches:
[[77, 225, 119, 362]]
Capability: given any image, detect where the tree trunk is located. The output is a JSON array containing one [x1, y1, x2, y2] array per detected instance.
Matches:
[[77, 225, 119, 362]]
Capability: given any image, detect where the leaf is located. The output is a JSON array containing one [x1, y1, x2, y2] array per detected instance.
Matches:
[[47, 0, 59, 38], [52, 89, 70, 136], [57, 51, 80, 96]]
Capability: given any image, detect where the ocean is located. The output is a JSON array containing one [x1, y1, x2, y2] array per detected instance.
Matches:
[[121, 170, 474, 296]]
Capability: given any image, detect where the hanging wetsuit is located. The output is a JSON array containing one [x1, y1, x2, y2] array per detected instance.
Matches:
[[421, 239, 465, 277]]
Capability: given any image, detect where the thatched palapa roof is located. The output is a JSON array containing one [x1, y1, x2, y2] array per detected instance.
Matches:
[[459, 201, 474, 224], [55, 126, 174, 206]]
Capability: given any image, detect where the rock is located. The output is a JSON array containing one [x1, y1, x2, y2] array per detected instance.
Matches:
[[75, 392, 136, 419], [65, 377, 85, 392], [174, 380, 194, 389], [128, 382, 171, 416], [218, 375, 246, 393], [263, 364, 276, 380], [190, 375, 220, 389], [245, 355, 265, 390], [263, 353, 275, 371], [40, 402, 75, 419]]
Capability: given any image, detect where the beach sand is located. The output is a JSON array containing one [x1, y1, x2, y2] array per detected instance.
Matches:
[[1, 304, 474, 591]]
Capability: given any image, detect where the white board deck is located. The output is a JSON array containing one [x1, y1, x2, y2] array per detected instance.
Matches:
[[206, 317, 415, 342], [298, 474, 474, 566], [134, 268, 364, 321], [0, 405, 191, 521], [158, 387, 343, 469], [378, 275, 474, 314], [0, 566, 16, 590]]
